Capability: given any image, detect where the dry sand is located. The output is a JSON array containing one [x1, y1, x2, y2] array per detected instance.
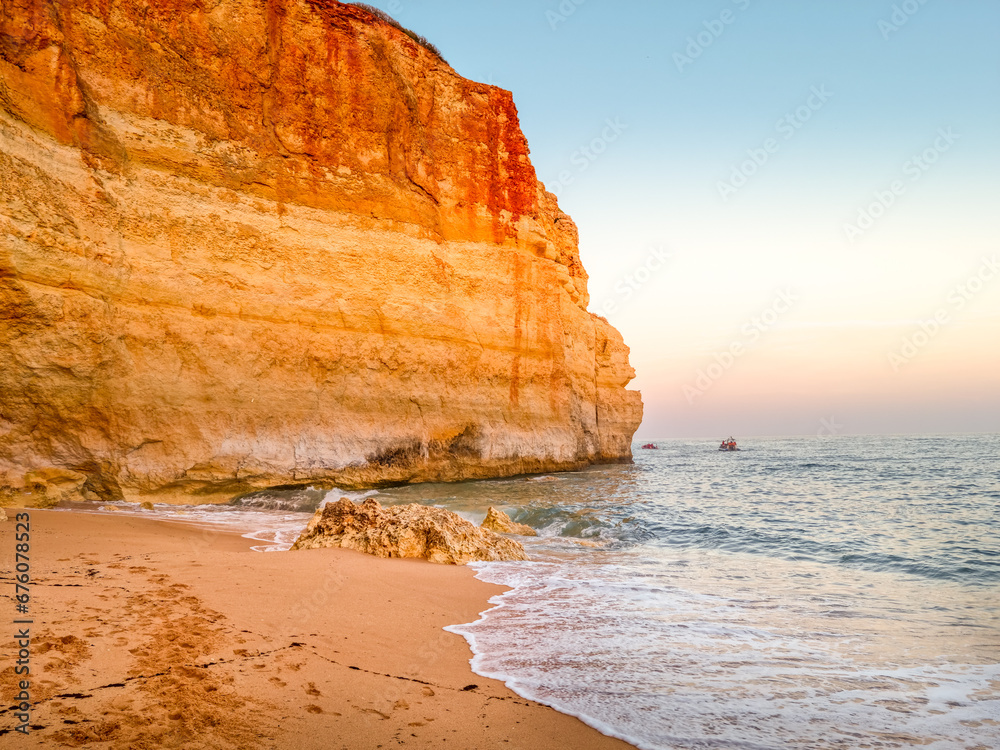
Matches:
[[1, 509, 635, 749]]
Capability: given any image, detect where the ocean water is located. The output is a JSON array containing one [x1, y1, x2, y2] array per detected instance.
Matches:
[[401, 434, 1000, 749], [74, 434, 999, 748]]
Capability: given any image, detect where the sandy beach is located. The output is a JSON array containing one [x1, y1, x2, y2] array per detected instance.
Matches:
[[1, 509, 635, 749]]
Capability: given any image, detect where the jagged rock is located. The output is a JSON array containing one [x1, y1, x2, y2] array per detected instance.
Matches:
[[481, 507, 537, 536], [98, 505, 120, 511], [140, 501, 155, 511], [0, 0, 642, 504], [292, 498, 527, 565]]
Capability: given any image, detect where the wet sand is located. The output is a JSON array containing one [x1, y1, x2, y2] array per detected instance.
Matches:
[[0, 509, 635, 749]]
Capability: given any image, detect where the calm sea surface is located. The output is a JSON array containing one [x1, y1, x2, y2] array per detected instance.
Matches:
[[68, 434, 1000, 748]]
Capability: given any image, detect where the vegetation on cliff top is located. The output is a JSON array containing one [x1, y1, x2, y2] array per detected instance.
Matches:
[[348, 2, 448, 64]]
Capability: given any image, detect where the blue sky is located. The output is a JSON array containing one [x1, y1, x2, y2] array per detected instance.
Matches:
[[357, 0, 1000, 438]]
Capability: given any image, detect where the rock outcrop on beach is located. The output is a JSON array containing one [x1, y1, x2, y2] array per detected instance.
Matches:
[[481, 506, 537, 536], [0, 0, 643, 505], [291, 497, 527, 564]]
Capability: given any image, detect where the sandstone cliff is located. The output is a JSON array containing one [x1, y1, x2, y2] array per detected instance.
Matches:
[[0, 0, 642, 505]]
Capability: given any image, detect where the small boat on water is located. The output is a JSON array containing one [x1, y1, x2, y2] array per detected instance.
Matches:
[[718, 437, 740, 451], [641, 443, 658, 450]]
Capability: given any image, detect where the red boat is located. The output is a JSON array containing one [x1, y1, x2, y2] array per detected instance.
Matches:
[[641, 443, 658, 450], [718, 437, 739, 451]]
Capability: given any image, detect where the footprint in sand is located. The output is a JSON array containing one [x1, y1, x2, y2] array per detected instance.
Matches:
[[52, 718, 121, 745]]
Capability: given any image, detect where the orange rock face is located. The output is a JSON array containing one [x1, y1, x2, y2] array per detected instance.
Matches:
[[0, 0, 642, 504]]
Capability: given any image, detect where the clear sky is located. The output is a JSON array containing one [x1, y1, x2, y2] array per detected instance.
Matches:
[[358, 0, 1000, 439]]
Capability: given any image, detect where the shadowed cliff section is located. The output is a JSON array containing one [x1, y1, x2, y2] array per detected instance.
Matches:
[[0, 0, 642, 505]]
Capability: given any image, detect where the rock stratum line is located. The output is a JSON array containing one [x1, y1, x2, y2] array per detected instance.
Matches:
[[0, 0, 642, 504]]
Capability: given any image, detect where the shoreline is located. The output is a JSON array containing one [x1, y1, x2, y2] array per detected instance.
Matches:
[[0, 509, 636, 749]]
